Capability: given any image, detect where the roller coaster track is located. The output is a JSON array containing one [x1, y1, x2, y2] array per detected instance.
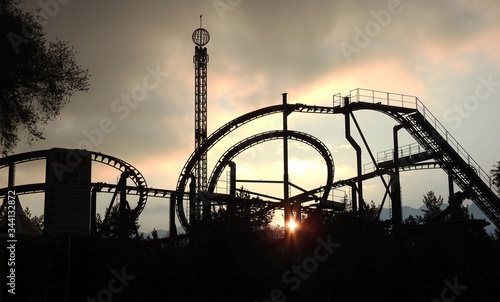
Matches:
[[207, 130, 334, 198], [174, 103, 338, 231], [176, 103, 337, 189], [3, 89, 496, 235], [175, 89, 500, 231], [335, 88, 500, 229], [0, 150, 151, 218]]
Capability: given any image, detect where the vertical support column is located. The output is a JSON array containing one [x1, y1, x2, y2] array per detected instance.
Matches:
[[229, 161, 236, 198], [91, 187, 97, 236], [343, 97, 365, 239], [0, 163, 15, 226], [2, 163, 16, 214], [350, 184, 357, 212], [283, 93, 291, 232], [392, 125, 403, 231], [448, 167, 460, 220], [8, 162, 15, 188], [189, 174, 197, 231], [202, 193, 212, 222], [448, 168, 454, 203], [118, 172, 128, 244], [228, 162, 236, 224], [63, 236, 71, 302], [169, 194, 177, 239], [343, 97, 363, 216]]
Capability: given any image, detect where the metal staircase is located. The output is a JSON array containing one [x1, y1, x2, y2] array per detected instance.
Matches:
[[338, 89, 500, 229]]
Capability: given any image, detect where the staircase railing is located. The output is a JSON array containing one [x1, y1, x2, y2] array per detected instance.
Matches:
[[336, 88, 498, 194]]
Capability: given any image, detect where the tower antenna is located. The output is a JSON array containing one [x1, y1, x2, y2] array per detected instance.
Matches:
[[200, 14, 202, 28]]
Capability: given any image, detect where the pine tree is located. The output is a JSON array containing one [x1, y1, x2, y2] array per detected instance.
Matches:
[[417, 191, 443, 223], [491, 161, 500, 188]]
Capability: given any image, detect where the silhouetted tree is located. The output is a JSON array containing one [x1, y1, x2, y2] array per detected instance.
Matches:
[[210, 197, 274, 232], [404, 214, 418, 225], [96, 203, 140, 238], [23, 206, 43, 229], [339, 194, 352, 212], [151, 228, 159, 240], [363, 200, 380, 219], [0, 202, 44, 229], [491, 161, 500, 188], [0, 0, 89, 154], [235, 185, 250, 199], [417, 191, 443, 223]]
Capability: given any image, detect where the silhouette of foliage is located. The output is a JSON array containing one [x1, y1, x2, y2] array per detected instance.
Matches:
[[10, 193, 500, 301], [151, 228, 159, 240], [363, 199, 380, 220], [491, 161, 500, 188], [96, 203, 140, 239], [23, 206, 43, 229], [404, 214, 418, 225], [0, 0, 89, 154], [417, 190, 443, 223], [209, 186, 275, 232]]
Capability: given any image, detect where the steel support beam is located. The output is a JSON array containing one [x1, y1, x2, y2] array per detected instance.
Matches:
[[229, 161, 236, 198], [343, 97, 363, 215], [283, 93, 291, 233], [119, 172, 128, 244], [391, 125, 404, 231]]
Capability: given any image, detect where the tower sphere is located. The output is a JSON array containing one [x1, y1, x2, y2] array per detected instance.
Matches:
[[192, 28, 210, 46]]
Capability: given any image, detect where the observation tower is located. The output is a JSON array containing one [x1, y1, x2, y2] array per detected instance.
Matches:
[[192, 16, 210, 195]]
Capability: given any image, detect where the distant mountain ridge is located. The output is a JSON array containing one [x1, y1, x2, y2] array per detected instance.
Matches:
[[379, 203, 495, 233]]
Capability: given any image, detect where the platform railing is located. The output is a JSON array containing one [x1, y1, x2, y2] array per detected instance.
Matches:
[[376, 143, 425, 163], [350, 88, 419, 109], [335, 88, 498, 194]]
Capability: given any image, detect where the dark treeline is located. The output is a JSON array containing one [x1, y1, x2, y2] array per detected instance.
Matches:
[[5, 192, 500, 302]]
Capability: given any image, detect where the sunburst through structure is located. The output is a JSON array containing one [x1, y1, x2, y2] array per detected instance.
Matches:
[[288, 218, 297, 232]]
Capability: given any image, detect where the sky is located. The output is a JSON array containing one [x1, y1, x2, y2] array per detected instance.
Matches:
[[4, 0, 500, 233]]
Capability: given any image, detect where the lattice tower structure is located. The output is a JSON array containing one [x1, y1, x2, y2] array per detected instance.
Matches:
[[192, 24, 210, 200]]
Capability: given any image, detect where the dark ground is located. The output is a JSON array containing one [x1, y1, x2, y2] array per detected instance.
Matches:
[[3, 214, 500, 302]]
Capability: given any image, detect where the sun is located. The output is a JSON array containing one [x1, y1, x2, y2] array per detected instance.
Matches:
[[288, 218, 297, 232]]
